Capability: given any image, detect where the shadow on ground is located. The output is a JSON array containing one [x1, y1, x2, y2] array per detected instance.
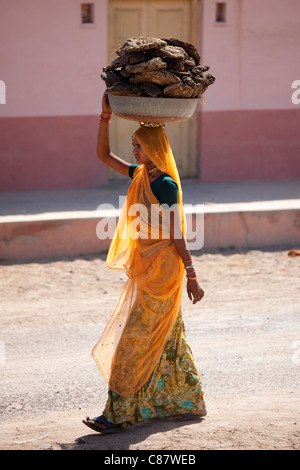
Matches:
[[59, 416, 206, 450]]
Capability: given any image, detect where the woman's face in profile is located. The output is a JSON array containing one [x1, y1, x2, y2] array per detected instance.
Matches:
[[132, 136, 150, 165]]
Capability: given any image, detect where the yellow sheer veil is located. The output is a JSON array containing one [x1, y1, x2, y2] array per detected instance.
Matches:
[[92, 123, 186, 397], [133, 125, 183, 208]]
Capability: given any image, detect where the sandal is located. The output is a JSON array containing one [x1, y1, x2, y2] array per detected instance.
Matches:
[[82, 415, 123, 434]]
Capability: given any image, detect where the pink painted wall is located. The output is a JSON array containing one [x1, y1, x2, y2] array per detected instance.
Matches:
[[0, 115, 105, 191], [200, 109, 300, 182], [201, 0, 300, 112], [0, 0, 108, 190], [199, 0, 300, 181], [1, 0, 300, 189]]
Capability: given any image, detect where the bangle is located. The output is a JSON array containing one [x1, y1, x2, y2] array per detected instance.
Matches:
[[186, 276, 197, 280], [186, 270, 196, 278], [183, 259, 192, 264], [185, 264, 194, 270], [186, 268, 196, 274], [100, 112, 112, 123], [100, 113, 111, 121]]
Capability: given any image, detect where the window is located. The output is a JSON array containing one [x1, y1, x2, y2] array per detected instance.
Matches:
[[81, 4, 94, 24], [216, 2, 226, 23]]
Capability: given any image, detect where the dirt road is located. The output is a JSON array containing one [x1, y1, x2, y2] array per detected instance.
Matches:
[[0, 249, 299, 450]]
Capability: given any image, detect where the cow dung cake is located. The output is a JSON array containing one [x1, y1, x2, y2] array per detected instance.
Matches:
[[101, 37, 215, 98]]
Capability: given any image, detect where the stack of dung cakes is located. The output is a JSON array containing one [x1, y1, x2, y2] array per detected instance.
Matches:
[[101, 37, 215, 99]]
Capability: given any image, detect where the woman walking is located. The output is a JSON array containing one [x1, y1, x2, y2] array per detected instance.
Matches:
[[83, 93, 206, 433]]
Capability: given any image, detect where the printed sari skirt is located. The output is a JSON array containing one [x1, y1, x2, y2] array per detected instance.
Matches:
[[102, 308, 206, 428]]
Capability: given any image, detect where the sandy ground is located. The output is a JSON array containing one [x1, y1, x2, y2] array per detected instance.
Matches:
[[0, 248, 299, 451]]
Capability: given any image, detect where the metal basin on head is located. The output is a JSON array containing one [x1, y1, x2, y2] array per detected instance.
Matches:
[[107, 94, 199, 123]]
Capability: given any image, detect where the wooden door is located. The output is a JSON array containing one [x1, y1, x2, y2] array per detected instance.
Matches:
[[107, 0, 198, 179]]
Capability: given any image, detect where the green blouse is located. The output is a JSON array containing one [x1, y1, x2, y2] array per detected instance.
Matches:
[[129, 164, 178, 206]]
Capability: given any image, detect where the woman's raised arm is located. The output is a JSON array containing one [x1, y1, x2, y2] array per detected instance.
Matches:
[[97, 92, 131, 177]]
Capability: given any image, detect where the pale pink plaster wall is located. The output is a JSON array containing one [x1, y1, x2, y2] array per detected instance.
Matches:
[[201, 0, 300, 112], [0, 0, 107, 118], [0, 115, 107, 191], [200, 109, 300, 182], [1, 0, 300, 189], [0, 0, 108, 190], [199, 0, 300, 181]]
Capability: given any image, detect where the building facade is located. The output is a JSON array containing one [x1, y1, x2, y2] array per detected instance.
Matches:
[[0, 0, 299, 191]]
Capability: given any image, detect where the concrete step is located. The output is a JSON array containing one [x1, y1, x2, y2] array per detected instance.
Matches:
[[0, 180, 299, 261]]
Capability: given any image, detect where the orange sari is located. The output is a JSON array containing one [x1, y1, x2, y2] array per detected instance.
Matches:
[[92, 126, 186, 397]]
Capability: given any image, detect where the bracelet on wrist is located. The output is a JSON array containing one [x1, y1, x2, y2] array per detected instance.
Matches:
[[185, 264, 194, 270], [186, 269, 196, 277], [186, 270, 196, 278], [100, 112, 112, 123], [183, 259, 192, 265], [186, 268, 196, 274]]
